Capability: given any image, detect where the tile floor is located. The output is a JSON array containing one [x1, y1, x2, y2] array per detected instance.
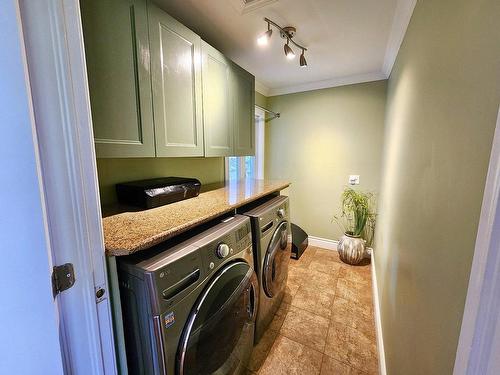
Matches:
[[247, 246, 378, 375]]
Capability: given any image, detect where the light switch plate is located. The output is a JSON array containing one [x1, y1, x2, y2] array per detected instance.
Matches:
[[349, 175, 360, 185]]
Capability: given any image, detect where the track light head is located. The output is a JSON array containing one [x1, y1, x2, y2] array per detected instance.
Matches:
[[257, 24, 272, 46], [300, 50, 307, 67], [284, 41, 295, 60]]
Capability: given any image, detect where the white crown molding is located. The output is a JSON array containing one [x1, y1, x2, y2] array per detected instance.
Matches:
[[255, 80, 271, 96], [382, 0, 417, 77], [267, 71, 387, 97]]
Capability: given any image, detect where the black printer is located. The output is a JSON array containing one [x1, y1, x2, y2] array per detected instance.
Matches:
[[116, 177, 201, 209]]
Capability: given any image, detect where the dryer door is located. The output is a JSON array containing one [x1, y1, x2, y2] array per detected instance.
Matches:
[[177, 261, 258, 375], [263, 220, 291, 298]]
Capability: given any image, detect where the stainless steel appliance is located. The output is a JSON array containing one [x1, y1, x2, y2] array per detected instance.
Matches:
[[239, 196, 291, 343], [118, 215, 258, 375]]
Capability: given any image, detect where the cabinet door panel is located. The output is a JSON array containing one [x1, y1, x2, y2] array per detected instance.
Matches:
[[149, 5, 203, 157], [202, 42, 233, 157], [81, 0, 155, 158], [232, 64, 255, 156]]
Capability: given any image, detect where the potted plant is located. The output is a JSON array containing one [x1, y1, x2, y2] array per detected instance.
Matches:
[[333, 188, 376, 265]]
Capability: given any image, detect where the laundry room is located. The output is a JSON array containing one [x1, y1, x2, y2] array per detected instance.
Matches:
[[3, 0, 500, 375]]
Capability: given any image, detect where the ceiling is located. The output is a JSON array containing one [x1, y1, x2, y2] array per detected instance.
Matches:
[[153, 0, 416, 96]]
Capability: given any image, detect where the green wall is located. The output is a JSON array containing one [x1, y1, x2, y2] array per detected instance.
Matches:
[[256, 91, 268, 108], [375, 0, 500, 374], [265, 80, 387, 240], [97, 157, 224, 205]]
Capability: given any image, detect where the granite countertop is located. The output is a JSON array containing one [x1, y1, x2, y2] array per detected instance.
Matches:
[[103, 179, 290, 256]]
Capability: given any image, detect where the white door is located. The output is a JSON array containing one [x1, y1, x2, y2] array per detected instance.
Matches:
[[18, 0, 118, 374], [0, 1, 64, 373]]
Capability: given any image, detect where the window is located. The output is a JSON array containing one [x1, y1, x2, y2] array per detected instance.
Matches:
[[225, 106, 265, 181], [227, 155, 256, 180]]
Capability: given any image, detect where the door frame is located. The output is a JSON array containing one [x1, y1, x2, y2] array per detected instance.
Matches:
[[454, 106, 500, 375], [18, 0, 117, 373], [255, 106, 265, 180]]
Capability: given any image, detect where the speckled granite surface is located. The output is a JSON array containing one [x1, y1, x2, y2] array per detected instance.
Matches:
[[103, 179, 290, 256]]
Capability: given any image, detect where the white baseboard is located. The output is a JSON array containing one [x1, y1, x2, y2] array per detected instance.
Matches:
[[307, 235, 339, 250], [371, 253, 387, 375]]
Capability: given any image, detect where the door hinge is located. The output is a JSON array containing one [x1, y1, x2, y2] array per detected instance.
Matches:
[[52, 263, 76, 297]]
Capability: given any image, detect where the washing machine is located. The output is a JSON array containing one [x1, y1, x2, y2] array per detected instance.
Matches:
[[117, 215, 258, 375], [239, 195, 291, 343]]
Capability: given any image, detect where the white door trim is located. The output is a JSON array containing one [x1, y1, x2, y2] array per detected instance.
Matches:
[[18, 0, 117, 373], [371, 253, 387, 375], [454, 106, 500, 375], [255, 106, 265, 180]]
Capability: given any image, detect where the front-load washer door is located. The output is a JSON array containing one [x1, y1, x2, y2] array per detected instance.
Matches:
[[177, 261, 258, 375], [263, 221, 291, 298]]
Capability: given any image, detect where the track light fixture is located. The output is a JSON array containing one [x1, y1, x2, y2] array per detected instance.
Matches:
[[257, 22, 273, 46], [284, 40, 295, 59], [257, 17, 308, 67], [300, 49, 307, 67]]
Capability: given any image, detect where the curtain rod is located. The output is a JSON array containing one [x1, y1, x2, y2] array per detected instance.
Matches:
[[255, 104, 280, 121]]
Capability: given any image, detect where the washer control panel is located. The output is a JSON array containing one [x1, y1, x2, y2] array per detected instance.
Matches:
[[205, 219, 252, 272], [216, 243, 230, 259]]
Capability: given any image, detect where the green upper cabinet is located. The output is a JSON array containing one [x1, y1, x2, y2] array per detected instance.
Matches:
[[231, 63, 255, 156], [148, 4, 204, 157], [81, 0, 155, 158], [81, 0, 255, 159], [201, 41, 233, 157]]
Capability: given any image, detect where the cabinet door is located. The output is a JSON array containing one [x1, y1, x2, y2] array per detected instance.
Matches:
[[148, 4, 204, 157], [81, 0, 155, 158], [231, 64, 255, 156], [201, 41, 233, 157]]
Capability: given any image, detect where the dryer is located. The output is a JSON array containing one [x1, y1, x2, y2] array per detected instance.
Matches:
[[118, 215, 258, 375], [239, 195, 291, 343]]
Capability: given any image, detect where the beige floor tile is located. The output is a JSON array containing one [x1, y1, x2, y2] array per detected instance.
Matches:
[[340, 265, 372, 285], [351, 316, 376, 341], [323, 321, 350, 362], [290, 247, 317, 269], [248, 328, 279, 372], [283, 280, 300, 304], [331, 297, 372, 323], [309, 258, 344, 277], [259, 335, 323, 375], [314, 248, 342, 263], [292, 285, 336, 318], [335, 278, 372, 306], [249, 247, 378, 375], [331, 297, 375, 339], [320, 355, 351, 374], [287, 265, 310, 285], [309, 270, 338, 290], [269, 302, 291, 331], [349, 367, 372, 375], [280, 305, 330, 352], [324, 323, 378, 375]]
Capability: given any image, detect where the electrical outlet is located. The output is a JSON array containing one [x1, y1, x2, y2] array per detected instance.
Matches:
[[349, 175, 360, 185]]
